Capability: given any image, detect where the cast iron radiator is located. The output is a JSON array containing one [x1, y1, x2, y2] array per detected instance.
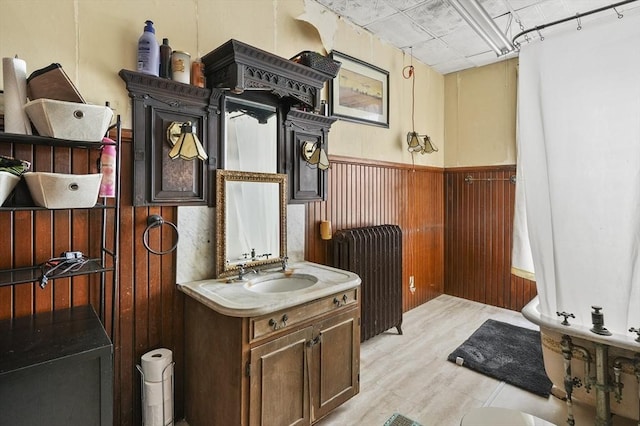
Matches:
[[333, 224, 403, 342]]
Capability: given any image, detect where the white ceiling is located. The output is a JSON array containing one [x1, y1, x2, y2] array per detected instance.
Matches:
[[312, 0, 640, 74]]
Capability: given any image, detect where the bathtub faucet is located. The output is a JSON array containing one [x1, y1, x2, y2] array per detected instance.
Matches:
[[629, 327, 640, 343], [590, 306, 612, 336], [612, 355, 640, 404], [557, 311, 575, 326]]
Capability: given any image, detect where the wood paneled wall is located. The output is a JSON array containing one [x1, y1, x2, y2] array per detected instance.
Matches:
[[444, 166, 536, 311], [305, 156, 445, 312], [1, 144, 535, 425], [0, 131, 183, 426]]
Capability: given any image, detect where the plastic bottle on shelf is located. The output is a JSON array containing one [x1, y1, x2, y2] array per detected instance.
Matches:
[[137, 20, 159, 76], [191, 58, 205, 88], [159, 38, 172, 78], [99, 140, 116, 198]]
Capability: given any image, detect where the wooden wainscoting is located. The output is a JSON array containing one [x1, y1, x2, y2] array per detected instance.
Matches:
[[305, 155, 445, 312], [444, 166, 536, 311], [0, 130, 183, 426]]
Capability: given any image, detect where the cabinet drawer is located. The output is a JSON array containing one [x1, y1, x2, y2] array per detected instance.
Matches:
[[250, 288, 358, 342]]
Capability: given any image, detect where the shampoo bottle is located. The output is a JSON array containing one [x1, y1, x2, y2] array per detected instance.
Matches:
[[159, 38, 172, 78], [137, 20, 159, 76]]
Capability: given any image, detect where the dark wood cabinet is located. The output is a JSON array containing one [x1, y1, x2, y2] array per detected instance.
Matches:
[[249, 327, 312, 426], [119, 70, 220, 206], [203, 39, 337, 204], [283, 110, 336, 203], [311, 309, 360, 420], [184, 289, 360, 426], [0, 305, 113, 426]]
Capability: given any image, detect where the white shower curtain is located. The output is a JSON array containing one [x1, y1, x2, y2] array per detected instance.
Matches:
[[514, 9, 640, 334]]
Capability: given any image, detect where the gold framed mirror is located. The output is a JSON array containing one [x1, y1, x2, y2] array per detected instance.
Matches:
[[216, 169, 287, 278]]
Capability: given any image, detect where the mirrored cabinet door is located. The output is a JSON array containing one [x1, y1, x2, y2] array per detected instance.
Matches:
[[222, 95, 279, 174]]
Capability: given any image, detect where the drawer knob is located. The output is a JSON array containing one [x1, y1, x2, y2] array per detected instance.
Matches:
[[281, 314, 288, 327], [333, 294, 349, 307], [268, 318, 279, 330]]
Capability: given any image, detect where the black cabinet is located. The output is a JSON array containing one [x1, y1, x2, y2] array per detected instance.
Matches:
[[0, 305, 113, 426], [283, 109, 336, 203], [119, 70, 220, 206], [203, 39, 338, 204]]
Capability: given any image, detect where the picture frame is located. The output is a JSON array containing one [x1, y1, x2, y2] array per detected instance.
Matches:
[[329, 51, 389, 128]]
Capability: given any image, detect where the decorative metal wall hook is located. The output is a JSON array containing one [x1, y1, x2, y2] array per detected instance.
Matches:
[[576, 14, 582, 30], [143, 214, 179, 255], [613, 6, 623, 18]]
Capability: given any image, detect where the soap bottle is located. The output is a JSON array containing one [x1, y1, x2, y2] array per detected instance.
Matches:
[[137, 20, 159, 76], [191, 58, 205, 88], [99, 140, 116, 198], [159, 38, 172, 78]]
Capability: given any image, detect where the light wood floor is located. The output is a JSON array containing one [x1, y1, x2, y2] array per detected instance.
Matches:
[[315, 294, 636, 426], [178, 294, 636, 426]]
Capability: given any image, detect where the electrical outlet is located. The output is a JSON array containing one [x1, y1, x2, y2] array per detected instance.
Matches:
[[409, 275, 416, 294]]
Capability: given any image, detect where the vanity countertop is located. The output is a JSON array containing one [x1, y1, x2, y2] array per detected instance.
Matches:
[[177, 261, 361, 317]]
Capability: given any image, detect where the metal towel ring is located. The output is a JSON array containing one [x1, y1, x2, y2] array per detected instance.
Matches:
[[143, 214, 179, 255]]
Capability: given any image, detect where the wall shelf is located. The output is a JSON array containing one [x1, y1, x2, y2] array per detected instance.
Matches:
[[0, 131, 114, 149], [0, 260, 114, 288], [0, 118, 121, 331]]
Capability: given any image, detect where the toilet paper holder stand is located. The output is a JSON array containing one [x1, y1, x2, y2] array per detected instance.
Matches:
[[136, 361, 175, 426]]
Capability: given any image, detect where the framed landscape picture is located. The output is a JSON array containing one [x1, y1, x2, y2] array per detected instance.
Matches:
[[329, 51, 389, 128]]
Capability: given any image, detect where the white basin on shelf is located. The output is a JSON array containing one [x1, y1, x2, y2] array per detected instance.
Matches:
[[244, 273, 318, 293]]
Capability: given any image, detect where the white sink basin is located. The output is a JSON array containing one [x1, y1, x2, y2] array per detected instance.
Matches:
[[244, 273, 318, 293]]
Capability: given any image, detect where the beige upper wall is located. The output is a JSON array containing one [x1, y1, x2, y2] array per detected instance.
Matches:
[[444, 58, 518, 167], [0, 0, 447, 168]]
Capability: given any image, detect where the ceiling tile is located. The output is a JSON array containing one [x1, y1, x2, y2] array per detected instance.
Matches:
[[479, 0, 511, 18], [365, 13, 434, 48], [411, 37, 460, 65], [406, 0, 466, 37], [315, 0, 397, 26], [432, 57, 477, 74], [440, 25, 492, 57], [382, 0, 425, 11]]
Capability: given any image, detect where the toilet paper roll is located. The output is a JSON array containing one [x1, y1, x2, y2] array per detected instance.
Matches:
[[2, 57, 31, 134], [141, 348, 173, 382], [143, 379, 173, 426]]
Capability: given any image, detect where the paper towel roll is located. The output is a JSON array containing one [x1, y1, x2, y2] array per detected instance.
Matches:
[[2, 57, 31, 134], [143, 379, 173, 426], [141, 348, 173, 382]]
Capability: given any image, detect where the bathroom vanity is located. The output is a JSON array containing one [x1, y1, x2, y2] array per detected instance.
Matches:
[[179, 262, 361, 426], [173, 44, 357, 423]]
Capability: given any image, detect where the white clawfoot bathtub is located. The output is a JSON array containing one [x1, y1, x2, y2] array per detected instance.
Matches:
[[522, 296, 640, 423]]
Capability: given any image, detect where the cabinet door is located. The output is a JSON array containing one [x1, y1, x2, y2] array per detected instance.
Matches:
[[311, 307, 360, 422], [249, 327, 313, 426], [282, 110, 335, 203], [119, 70, 219, 206]]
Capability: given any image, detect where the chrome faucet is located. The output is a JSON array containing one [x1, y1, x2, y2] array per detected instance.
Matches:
[[237, 264, 246, 280], [281, 256, 289, 271], [237, 263, 257, 281]]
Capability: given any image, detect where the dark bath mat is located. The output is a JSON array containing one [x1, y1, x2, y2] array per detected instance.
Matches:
[[447, 319, 553, 397]]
